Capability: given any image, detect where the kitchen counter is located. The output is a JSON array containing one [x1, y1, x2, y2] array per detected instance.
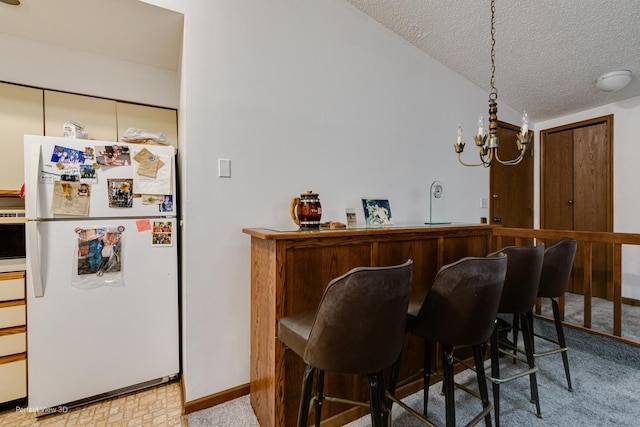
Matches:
[[0, 258, 26, 273]]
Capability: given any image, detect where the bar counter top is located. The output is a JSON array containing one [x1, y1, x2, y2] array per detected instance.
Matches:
[[243, 222, 494, 240]]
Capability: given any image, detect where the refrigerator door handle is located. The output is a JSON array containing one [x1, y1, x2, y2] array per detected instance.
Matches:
[[26, 142, 40, 219], [27, 220, 44, 297], [27, 142, 44, 297]]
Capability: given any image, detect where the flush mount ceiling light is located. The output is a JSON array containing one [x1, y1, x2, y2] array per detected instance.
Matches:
[[0, 0, 20, 5], [596, 70, 632, 92]]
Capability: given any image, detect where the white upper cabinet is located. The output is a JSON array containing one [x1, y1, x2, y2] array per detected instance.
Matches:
[[44, 90, 117, 142], [0, 83, 44, 192], [0, 84, 177, 193]]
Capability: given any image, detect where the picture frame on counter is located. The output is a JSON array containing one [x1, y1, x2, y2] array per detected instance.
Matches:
[[361, 198, 393, 226]]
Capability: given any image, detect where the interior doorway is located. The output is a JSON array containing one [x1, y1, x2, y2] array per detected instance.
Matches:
[[540, 115, 613, 299], [489, 121, 534, 246]]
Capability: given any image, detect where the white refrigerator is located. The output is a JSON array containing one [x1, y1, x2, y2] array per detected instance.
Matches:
[[23, 135, 179, 414]]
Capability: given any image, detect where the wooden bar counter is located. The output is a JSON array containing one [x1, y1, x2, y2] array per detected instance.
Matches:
[[243, 224, 496, 427]]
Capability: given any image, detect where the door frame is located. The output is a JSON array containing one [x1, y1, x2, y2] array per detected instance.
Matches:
[[540, 115, 614, 299]]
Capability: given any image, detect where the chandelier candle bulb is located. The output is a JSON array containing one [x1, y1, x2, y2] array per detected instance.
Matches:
[[457, 125, 463, 143], [478, 115, 484, 136], [521, 111, 529, 134]]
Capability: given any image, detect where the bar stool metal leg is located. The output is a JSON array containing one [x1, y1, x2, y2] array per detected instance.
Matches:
[[521, 313, 542, 418], [472, 344, 493, 427], [298, 365, 315, 427], [550, 298, 573, 391], [490, 327, 502, 427], [442, 345, 456, 427], [424, 341, 433, 417], [314, 370, 325, 427], [367, 372, 386, 427]]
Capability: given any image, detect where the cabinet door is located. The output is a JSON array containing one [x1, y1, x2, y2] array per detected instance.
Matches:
[[0, 272, 25, 301], [117, 102, 178, 148], [44, 90, 117, 142], [0, 83, 44, 191], [0, 359, 27, 402]]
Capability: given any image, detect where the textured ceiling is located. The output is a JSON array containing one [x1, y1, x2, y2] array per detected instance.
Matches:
[[345, 0, 640, 122]]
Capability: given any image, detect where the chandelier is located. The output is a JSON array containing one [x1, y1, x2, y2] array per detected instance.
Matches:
[[454, 0, 531, 167]]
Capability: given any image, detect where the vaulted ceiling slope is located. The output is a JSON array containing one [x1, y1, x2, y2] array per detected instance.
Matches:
[[345, 0, 640, 122]]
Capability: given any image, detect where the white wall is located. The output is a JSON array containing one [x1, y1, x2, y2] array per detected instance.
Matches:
[[535, 96, 640, 299], [170, 0, 521, 402]]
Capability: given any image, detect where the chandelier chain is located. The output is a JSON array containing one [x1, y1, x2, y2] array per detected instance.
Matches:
[[489, 0, 497, 101], [453, 0, 531, 168]]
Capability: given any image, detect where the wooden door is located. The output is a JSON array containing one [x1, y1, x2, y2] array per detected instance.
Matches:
[[573, 122, 612, 296], [490, 121, 534, 246], [541, 129, 573, 230], [541, 116, 613, 298]]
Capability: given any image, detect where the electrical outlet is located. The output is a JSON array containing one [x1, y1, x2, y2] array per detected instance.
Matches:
[[480, 197, 488, 208]]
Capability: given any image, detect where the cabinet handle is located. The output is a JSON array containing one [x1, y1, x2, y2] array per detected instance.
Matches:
[[568, 200, 573, 205], [492, 217, 502, 223]]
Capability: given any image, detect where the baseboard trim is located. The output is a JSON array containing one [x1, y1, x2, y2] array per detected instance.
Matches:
[[622, 296, 640, 307], [183, 383, 250, 415]]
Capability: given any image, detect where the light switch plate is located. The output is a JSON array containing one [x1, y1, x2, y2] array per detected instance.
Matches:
[[218, 158, 231, 178]]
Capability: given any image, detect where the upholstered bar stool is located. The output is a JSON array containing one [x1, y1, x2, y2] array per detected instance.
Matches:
[[515, 238, 577, 392], [387, 255, 508, 427], [277, 260, 413, 427], [488, 244, 544, 427]]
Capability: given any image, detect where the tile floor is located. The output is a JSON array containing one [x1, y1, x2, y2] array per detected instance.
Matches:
[[0, 381, 187, 427]]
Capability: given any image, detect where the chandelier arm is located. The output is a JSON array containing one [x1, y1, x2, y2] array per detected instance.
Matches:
[[494, 149, 525, 165], [498, 157, 524, 166], [483, 149, 494, 167], [457, 153, 485, 167]]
